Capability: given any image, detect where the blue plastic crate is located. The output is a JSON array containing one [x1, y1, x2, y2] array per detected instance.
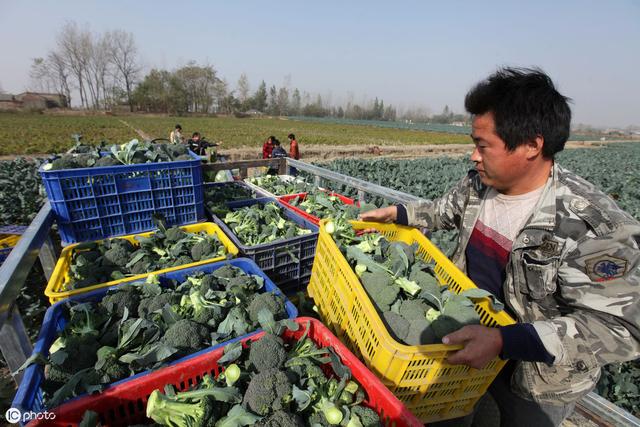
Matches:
[[211, 197, 319, 294], [0, 225, 28, 235], [39, 152, 205, 244], [12, 258, 297, 421], [0, 247, 11, 265]]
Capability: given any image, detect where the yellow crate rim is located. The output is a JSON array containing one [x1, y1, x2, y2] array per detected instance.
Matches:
[[316, 219, 514, 353], [45, 222, 239, 303], [0, 234, 21, 248]]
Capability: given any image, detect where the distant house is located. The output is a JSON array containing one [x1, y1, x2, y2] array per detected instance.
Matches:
[[244, 109, 264, 116], [0, 92, 68, 111], [0, 94, 21, 110]]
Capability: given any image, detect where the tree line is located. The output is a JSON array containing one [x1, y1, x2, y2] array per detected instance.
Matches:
[[29, 22, 467, 124]]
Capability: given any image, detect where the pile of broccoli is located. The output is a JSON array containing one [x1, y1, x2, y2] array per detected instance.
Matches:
[[42, 139, 191, 171], [37, 264, 290, 408], [204, 183, 256, 217], [66, 225, 227, 290], [326, 220, 504, 346], [246, 175, 313, 196], [221, 202, 312, 247], [287, 190, 378, 225], [142, 322, 382, 427]]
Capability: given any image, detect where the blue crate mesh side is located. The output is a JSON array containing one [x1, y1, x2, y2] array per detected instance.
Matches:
[[13, 258, 296, 416], [0, 225, 28, 235]]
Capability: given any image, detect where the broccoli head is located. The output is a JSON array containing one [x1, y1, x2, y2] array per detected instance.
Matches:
[[360, 271, 399, 312], [382, 311, 410, 342], [243, 368, 293, 416], [247, 292, 286, 324], [399, 299, 429, 322], [138, 292, 177, 319], [404, 318, 436, 346], [100, 286, 140, 317], [255, 410, 304, 427], [249, 333, 287, 372], [213, 265, 238, 280], [163, 319, 210, 351], [350, 405, 382, 427]]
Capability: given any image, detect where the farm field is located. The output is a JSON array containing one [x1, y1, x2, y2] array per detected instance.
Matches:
[[0, 116, 639, 421], [0, 113, 469, 156]]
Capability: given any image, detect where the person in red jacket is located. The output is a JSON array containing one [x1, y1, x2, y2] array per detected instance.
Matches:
[[262, 136, 275, 159], [288, 133, 300, 160]]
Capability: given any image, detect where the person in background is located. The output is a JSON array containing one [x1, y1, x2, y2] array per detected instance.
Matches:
[[187, 132, 220, 156], [169, 124, 183, 144], [267, 138, 287, 175], [360, 67, 640, 427], [288, 133, 300, 175], [288, 133, 300, 160], [262, 136, 275, 159]]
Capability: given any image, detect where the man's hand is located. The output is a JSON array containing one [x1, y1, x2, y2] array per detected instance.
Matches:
[[443, 325, 503, 369], [358, 206, 398, 223]]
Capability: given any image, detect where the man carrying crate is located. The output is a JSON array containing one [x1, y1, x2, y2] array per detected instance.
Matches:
[[361, 67, 640, 426]]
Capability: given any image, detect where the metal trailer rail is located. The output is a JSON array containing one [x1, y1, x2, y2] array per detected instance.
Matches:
[[0, 157, 637, 426]]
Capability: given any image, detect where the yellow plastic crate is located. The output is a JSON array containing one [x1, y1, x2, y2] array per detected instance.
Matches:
[[45, 222, 239, 303], [0, 234, 21, 248], [308, 220, 515, 423]]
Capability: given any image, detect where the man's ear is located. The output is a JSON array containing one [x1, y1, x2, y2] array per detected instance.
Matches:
[[526, 135, 544, 159]]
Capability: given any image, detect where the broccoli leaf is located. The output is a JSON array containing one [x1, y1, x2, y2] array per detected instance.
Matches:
[[214, 404, 262, 427]]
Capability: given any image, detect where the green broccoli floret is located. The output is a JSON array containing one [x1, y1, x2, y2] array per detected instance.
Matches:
[[247, 292, 286, 324], [382, 311, 410, 342], [399, 299, 429, 322], [249, 333, 287, 372], [243, 368, 293, 416], [100, 286, 140, 317], [162, 319, 210, 351], [308, 411, 330, 426], [138, 293, 177, 318], [360, 271, 399, 312], [350, 405, 382, 427], [404, 318, 436, 346], [255, 410, 304, 427]]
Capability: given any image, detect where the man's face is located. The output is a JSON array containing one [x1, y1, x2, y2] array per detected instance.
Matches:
[[470, 112, 530, 193], [193, 135, 200, 141]]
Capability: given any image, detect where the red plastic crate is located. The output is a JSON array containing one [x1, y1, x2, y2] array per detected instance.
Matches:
[[278, 191, 358, 226], [28, 318, 422, 427]]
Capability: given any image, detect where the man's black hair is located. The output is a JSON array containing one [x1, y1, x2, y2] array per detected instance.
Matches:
[[192, 132, 200, 138], [273, 139, 281, 146], [288, 133, 295, 140], [175, 124, 182, 130], [464, 67, 572, 158]]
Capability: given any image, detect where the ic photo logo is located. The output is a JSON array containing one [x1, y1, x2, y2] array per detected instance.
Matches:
[[5, 407, 56, 424]]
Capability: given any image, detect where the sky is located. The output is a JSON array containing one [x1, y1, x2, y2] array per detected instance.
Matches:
[[0, 0, 638, 128]]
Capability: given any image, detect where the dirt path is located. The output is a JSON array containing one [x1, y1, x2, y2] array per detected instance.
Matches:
[[118, 118, 151, 140], [219, 140, 615, 163], [0, 140, 623, 162]]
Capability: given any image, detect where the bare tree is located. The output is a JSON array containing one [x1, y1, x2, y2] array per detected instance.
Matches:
[[85, 32, 112, 109], [57, 22, 91, 108], [29, 54, 72, 105], [108, 30, 140, 112], [236, 73, 250, 105]]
